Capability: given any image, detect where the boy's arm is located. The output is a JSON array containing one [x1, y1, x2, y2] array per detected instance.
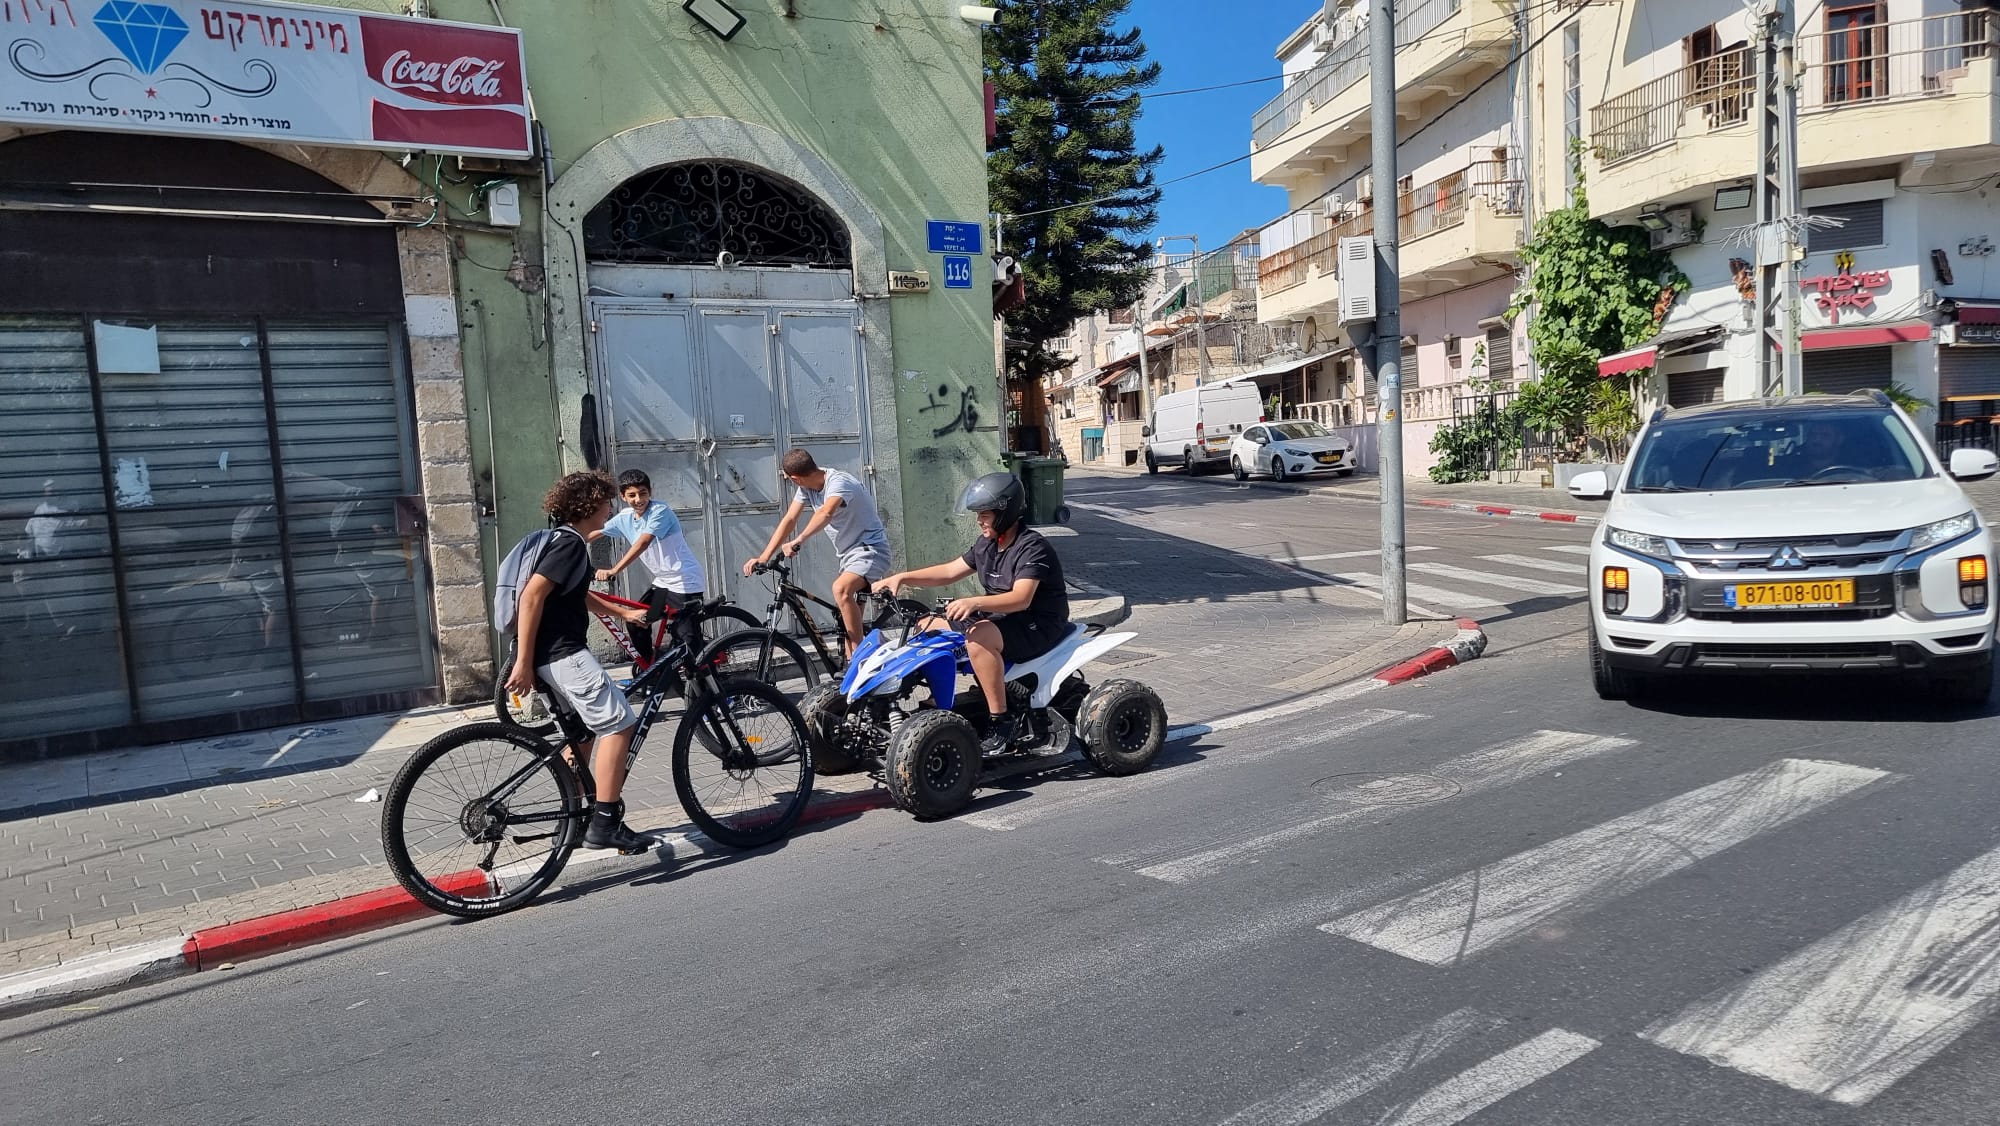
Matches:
[[507, 575, 553, 692], [879, 558, 975, 594], [747, 498, 806, 573], [782, 496, 844, 556], [598, 534, 654, 582]]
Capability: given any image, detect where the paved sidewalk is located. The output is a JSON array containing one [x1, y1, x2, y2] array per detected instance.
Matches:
[[1083, 460, 1600, 519], [0, 517, 1445, 980]]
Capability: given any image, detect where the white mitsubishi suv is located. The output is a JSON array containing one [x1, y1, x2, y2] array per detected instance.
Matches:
[[1568, 391, 1999, 704]]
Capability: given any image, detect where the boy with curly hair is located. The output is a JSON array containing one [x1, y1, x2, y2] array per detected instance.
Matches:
[[506, 471, 656, 854]]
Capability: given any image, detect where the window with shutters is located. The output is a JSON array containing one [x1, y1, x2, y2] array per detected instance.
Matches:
[[1444, 335, 1462, 370], [1666, 369, 1726, 408], [1400, 344, 1418, 386], [1805, 199, 1885, 254], [1484, 325, 1513, 382]]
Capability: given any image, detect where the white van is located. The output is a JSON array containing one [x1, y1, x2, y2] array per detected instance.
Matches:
[[1144, 383, 1264, 475]]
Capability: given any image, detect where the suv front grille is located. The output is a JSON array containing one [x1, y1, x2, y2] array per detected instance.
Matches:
[[1673, 530, 1908, 572], [1682, 642, 1907, 670]]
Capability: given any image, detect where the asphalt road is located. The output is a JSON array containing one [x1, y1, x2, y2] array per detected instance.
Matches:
[[12, 481, 2000, 1126]]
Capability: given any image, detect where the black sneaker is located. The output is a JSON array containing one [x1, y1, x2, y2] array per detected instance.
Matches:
[[583, 802, 658, 854], [979, 712, 1020, 756]]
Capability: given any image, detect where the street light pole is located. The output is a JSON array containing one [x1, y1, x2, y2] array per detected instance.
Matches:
[[1369, 0, 1406, 626], [1751, 0, 1804, 396]]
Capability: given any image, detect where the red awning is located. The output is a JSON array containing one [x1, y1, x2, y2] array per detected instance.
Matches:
[[1800, 320, 1932, 350], [1597, 344, 1657, 376], [1957, 302, 2000, 325]]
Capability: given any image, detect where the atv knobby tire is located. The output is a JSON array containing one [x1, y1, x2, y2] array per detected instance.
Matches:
[[1078, 679, 1167, 776], [884, 708, 981, 819]]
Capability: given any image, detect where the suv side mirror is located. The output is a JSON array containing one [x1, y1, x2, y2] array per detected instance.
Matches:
[[1140, 425, 1153, 437], [1950, 447, 1999, 482], [1566, 470, 1611, 500]]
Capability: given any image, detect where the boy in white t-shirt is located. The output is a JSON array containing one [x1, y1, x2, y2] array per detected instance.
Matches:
[[592, 469, 708, 664]]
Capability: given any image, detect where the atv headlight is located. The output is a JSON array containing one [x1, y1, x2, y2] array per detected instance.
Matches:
[[1605, 526, 1670, 559], [1912, 512, 1978, 550]]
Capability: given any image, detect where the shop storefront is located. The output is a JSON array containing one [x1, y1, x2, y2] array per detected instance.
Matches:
[[0, 1, 526, 754]]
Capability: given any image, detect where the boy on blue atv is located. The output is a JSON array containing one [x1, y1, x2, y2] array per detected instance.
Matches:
[[873, 472, 1067, 755]]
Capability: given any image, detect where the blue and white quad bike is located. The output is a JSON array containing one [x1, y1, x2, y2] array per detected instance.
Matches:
[[800, 594, 1168, 819]]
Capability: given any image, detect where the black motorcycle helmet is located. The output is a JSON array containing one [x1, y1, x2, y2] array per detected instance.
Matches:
[[959, 472, 1027, 535]]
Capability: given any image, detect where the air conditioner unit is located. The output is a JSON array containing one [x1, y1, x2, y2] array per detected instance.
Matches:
[[1646, 206, 1698, 250], [1335, 11, 1357, 42], [1337, 235, 1377, 324], [1352, 173, 1374, 204], [1320, 192, 1346, 219]]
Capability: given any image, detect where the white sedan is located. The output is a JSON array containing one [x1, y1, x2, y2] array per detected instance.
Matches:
[[1230, 420, 1355, 482]]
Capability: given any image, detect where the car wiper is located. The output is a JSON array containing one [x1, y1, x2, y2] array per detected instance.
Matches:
[[1779, 477, 1864, 488], [1626, 485, 1696, 493]]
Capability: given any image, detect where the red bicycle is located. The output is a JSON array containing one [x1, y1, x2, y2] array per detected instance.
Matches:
[[495, 586, 760, 735]]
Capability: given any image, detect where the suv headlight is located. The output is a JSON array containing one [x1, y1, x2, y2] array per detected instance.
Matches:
[[1911, 512, 1978, 550], [1606, 526, 1670, 558]]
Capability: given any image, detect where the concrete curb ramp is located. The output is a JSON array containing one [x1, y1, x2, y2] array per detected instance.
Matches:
[[0, 623, 1484, 1020]]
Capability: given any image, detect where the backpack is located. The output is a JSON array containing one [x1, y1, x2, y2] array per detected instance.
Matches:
[[492, 526, 586, 634]]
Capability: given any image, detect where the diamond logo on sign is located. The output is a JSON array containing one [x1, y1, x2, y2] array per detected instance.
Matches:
[[92, 1, 190, 75]]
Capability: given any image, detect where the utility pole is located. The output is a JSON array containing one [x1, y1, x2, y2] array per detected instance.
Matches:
[[1369, 0, 1406, 626], [1751, 0, 1804, 396], [1133, 290, 1154, 435], [1158, 234, 1210, 385]]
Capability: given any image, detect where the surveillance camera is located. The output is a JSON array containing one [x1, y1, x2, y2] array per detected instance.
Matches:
[[716, 250, 739, 269], [960, 5, 998, 24]]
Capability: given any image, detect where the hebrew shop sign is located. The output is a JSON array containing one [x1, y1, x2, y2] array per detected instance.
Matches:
[[0, 0, 531, 157]]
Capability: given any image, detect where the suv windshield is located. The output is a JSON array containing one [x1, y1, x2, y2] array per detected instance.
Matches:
[[1268, 421, 1331, 440], [1624, 406, 1933, 492]]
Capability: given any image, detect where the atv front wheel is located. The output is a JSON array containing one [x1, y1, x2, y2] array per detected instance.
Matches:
[[885, 709, 981, 819], [1078, 679, 1166, 776], [801, 682, 863, 775]]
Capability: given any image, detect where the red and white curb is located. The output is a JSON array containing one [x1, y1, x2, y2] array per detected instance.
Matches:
[[1415, 498, 1596, 525], [1, 623, 1487, 1021]]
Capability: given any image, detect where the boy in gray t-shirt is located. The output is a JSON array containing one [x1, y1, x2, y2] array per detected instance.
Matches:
[[744, 448, 892, 657]]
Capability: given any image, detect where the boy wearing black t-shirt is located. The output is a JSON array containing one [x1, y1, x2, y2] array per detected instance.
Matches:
[[505, 471, 657, 854]]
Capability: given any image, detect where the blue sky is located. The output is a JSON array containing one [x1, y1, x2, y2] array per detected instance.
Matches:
[[1126, 0, 1306, 253]]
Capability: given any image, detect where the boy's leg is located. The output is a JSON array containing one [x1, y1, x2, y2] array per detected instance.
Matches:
[[963, 621, 1008, 713], [661, 589, 702, 656], [628, 587, 671, 665], [537, 651, 653, 853], [832, 570, 869, 655]]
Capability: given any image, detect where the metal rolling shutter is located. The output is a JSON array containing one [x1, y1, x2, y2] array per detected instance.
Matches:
[[1484, 325, 1513, 381], [1667, 369, 1726, 408], [1939, 347, 2000, 399], [1802, 346, 1893, 396]]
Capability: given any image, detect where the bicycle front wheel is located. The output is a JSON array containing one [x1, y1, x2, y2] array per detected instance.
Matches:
[[672, 677, 815, 849], [696, 628, 823, 702], [381, 722, 583, 918]]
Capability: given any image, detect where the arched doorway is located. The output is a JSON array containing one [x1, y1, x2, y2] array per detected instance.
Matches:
[[0, 132, 439, 751], [581, 160, 872, 604]]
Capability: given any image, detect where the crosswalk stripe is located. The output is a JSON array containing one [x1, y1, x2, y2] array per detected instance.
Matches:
[[1214, 1008, 1506, 1126], [1328, 571, 1503, 610], [1641, 841, 2000, 1106], [959, 708, 1416, 832], [1378, 1029, 1601, 1126], [1269, 546, 1440, 564], [1104, 730, 1637, 884], [1408, 561, 1586, 596], [1545, 544, 1594, 556], [1321, 758, 1895, 967], [1478, 552, 1588, 576]]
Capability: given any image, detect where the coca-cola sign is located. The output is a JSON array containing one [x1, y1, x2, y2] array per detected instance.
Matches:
[[0, 0, 532, 158]]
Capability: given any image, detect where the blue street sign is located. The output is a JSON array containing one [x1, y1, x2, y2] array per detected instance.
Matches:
[[927, 220, 984, 255], [942, 255, 973, 289]]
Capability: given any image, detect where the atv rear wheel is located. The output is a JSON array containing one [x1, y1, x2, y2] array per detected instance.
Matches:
[[884, 709, 981, 819], [1078, 679, 1166, 776]]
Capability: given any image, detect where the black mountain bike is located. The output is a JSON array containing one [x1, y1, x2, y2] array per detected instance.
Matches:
[[380, 637, 815, 919], [696, 558, 855, 699]]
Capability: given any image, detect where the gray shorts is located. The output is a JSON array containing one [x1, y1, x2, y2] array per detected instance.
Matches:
[[838, 543, 892, 582], [537, 650, 635, 737]]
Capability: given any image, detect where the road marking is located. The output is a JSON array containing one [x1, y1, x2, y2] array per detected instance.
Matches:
[[1479, 552, 1588, 576], [1269, 546, 1440, 564], [1641, 841, 2000, 1106], [1214, 1008, 1506, 1126], [1377, 1029, 1600, 1126], [1544, 544, 1594, 556], [959, 707, 1416, 832], [1321, 758, 1895, 966], [1103, 730, 1637, 884], [1329, 571, 1502, 610], [1408, 561, 1586, 596]]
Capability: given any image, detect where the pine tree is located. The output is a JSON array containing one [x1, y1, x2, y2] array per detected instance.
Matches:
[[987, 0, 1164, 395]]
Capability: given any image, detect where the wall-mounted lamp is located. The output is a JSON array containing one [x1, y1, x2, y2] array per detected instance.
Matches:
[[1713, 184, 1754, 211], [684, 0, 746, 40], [1636, 208, 1671, 233], [960, 5, 999, 23]]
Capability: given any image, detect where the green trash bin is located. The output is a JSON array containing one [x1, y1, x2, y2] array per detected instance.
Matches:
[[1021, 456, 1070, 525]]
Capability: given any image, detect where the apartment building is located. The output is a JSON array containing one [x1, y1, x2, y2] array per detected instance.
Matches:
[[1565, 0, 2000, 455], [1251, 0, 1534, 476]]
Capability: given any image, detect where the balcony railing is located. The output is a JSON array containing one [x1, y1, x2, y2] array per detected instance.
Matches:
[[1257, 155, 1522, 296], [1592, 12, 1993, 165], [1251, 0, 1466, 151]]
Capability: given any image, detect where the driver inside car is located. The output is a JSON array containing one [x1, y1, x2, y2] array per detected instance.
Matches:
[[873, 472, 1069, 755]]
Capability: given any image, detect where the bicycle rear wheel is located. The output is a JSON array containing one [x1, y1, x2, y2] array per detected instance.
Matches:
[[672, 677, 815, 849], [381, 722, 583, 918], [696, 628, 822, 701]]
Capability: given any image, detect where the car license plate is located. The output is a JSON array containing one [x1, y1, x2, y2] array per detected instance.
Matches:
[[1724, 580, 1855, 610], [1315, 452, 1339, 464]]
